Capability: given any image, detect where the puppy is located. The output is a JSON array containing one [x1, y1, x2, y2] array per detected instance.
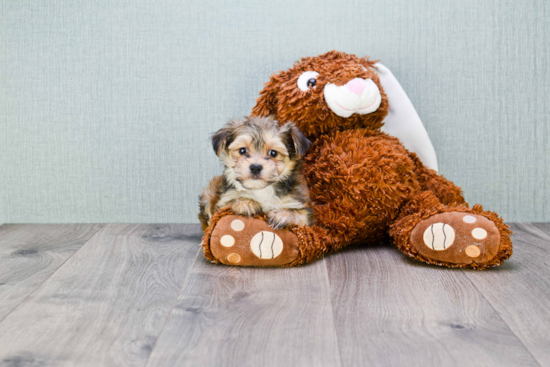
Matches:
[[199, 116, 314, 231]]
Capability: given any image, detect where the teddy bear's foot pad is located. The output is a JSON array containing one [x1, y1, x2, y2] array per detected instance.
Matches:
[[210, 215, 300, 266], [410, 212, 501, 265]]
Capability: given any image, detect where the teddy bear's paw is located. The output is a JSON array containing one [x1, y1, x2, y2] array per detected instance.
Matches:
[[410, 212, 501, 265], [209, 215, 300, 266]]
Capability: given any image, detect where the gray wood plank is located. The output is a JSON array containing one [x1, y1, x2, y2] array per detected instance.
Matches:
[[146, 258, 342, 367], [326, 244, 539, 367], [464, 223, 550, 366], [0, 224, 202, 367], [0, 224, 104, 321]]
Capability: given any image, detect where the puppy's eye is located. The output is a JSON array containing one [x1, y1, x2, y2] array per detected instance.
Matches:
[[268, 150, 278, 158], [297, 71, 320, 92], [239, 148, 247, 155]]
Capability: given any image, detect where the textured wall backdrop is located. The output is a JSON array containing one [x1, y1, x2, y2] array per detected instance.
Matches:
[[1, 0, 549, 223]]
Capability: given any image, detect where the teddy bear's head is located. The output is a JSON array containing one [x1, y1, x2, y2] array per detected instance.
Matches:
[[251, 51, 389, 140]]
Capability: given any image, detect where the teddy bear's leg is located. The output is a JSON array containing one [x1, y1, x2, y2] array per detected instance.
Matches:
[[390, 191, 513, 269], [202, 208, 334, 267], [409, 153, 466, 205]]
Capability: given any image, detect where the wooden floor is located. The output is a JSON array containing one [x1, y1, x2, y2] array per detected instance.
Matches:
[[0, 224, 549, 367]]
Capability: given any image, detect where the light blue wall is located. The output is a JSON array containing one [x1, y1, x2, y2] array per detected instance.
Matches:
[[1, 0, 549, 223]]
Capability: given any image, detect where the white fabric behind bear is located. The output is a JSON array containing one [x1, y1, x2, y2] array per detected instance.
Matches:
[[375, 63, 439, 172]]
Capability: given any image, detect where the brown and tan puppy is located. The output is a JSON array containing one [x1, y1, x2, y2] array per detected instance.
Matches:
[[199, 116, 314, 231]]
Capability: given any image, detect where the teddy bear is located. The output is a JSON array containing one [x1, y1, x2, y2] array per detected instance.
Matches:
[[201, 51, 512, 269]]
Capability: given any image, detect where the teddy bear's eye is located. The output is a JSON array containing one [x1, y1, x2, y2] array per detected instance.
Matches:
[[297, 71, 320, 92]]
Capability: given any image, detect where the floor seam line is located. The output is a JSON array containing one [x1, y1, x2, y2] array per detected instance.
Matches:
[[143, 245, 202, 367], [0, 224, 106, 324], [521, 223, 550, 242], [461, 268, 542, 367], [323, 256, 345, 367]]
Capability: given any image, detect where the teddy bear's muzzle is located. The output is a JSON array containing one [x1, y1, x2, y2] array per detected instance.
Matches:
[[324, 78, 382, 118]]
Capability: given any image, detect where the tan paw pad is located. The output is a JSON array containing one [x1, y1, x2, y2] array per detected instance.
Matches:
[[227, 253, 241, 263], [465, 245, 481, 258]]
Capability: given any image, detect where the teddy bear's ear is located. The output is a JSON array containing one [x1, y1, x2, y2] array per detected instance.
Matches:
[[251, 77, 279, 117], [251, 72, 288, 117], [374, 63, 439, 172]]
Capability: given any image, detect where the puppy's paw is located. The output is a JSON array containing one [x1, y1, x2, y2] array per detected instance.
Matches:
[[231, 199, 262, 217], [267, 210, 309, 230]]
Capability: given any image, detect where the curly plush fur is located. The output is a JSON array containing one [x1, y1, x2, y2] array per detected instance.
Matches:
[[202, 51, 512, 269]]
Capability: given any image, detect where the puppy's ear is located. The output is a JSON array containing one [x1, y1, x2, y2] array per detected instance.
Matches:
[[211, 128, 229, 157], [211, 121, 238, 156], [281, 122, 312, 159]]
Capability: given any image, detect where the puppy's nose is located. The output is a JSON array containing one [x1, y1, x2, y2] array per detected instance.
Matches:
[[346, 78, 367, 96], [249, 164, 263, 175]]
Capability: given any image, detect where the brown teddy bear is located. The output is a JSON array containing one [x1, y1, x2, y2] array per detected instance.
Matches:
[[201, 51, 512, 269]]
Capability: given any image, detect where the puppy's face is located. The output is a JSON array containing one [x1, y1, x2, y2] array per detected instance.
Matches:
[[212, 117, 311, 190], [225, 130, 289, 190]]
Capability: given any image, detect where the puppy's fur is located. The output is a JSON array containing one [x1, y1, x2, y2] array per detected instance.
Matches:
[[199, 116, 314, 231]]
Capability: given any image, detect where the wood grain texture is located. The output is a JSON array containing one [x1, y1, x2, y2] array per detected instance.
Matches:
[[146, 258, 342, 367], [0, 224, 202, 367], [464, 223, 550, 366], [0, 224, 104, 321], [1, 224, 549, 367], [326, 244, 539, 367]]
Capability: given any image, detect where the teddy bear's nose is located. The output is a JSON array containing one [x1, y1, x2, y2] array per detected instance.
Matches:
[[346, 78, 367, 96]]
